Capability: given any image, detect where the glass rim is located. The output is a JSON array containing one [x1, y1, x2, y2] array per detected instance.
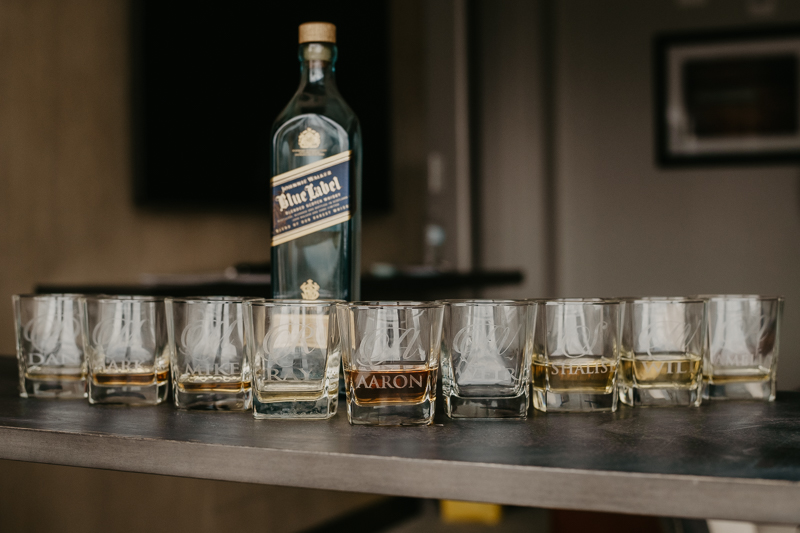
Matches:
[[535, 298, 617, 305], [166, 296, 247, 304], [13, 293, 84, 300], [247, 298, 344, 308], [83, 294, 165, 303], [345, 300, 443, 309], [695, 294, 784, 302], [620, 296, 705, 304], [437, 299, 529, 306]]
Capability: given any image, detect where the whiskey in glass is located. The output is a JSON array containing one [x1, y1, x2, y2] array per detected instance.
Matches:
[[619, 297, 705, 407], [82, 296, 169, 405], [13, 294, 87, 399], [247, 299, 340, 419], [531, 299, 620, 412], [167, 297, 252, 410], [338, 301, 443, 425], [702, 295, 783, 401]]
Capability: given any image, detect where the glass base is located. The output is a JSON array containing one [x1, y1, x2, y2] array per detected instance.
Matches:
[[21, 376, 87, 399], [346, 397, 435, 426], [445, 392, 528, 419], [703, 380, 775, 401], [176, 389, 253, 411], [88, 381, 168, 406], [253, 390, 338, 419], [532, 388, 617, 412], [619, 384, 702, 407]]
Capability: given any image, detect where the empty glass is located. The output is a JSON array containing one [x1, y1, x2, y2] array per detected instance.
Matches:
[[337, 301, 444, 426], [167, 297, 252, 410], [247, 299, 341, 419], [619, 297, 705, 407], [703, 295, 783, 401], [441, 300, 532, 418], [82, 296, 169, 405], [13, 294, 86, 399], [532, 299, 620, 412]]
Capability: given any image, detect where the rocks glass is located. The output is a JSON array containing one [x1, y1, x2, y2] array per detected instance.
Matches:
[[337, 301, 444, 426], [703, 295, 783, 401], [532, 299, 620, 412], [619, 297, 705, 407], [82, 295, 169, 405], [13, 294, 87, 399], [247, 299, 341, 419], [441, 300, 532, 418], [167, 297, 252, 410]]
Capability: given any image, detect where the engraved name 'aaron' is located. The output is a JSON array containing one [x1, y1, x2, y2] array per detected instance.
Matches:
[[354, 373, 425, 390]]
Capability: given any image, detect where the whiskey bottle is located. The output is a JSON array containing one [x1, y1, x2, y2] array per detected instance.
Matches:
[[270, 22, 361, 301]]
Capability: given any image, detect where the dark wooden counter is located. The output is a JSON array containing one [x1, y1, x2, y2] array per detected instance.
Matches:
[[0, 357, 798, 523]]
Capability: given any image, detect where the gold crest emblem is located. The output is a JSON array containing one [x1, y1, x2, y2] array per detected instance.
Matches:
[[300, 279, 320, 300], [298, 127, 321, 149]]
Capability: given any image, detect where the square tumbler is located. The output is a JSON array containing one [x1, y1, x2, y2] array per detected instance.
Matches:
[[82, 295, 169, 405], [703, 295, 783, 401], [619, 297, 705, 407], [13, 294, 87, 399], [247, 299, 340, 419], [441, 300, 532, 418], [167, 297, 252, 410], [337, 301, 444, 426], [532, 299, 620, 412]]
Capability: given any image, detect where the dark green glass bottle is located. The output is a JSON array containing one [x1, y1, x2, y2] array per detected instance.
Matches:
[[270, 22, 361, 301]]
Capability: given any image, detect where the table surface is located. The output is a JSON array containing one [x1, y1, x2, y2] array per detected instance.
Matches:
[[0, 357, 798, 524]]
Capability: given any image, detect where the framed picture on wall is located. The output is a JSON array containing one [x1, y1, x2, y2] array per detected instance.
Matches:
[[655, 27, 800, 166]]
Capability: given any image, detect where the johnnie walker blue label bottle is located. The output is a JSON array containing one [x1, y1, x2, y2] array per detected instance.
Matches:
[[270, 22, 362, 301]]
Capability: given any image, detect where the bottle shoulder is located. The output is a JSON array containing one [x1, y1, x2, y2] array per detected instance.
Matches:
[[273, 91, 359, 135]]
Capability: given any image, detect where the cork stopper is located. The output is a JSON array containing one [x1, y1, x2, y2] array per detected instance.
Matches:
[[299, 22, 336, 44]]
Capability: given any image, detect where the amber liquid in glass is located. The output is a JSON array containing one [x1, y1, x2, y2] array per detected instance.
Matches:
[[532, 359, 617, 393], [92, 369, 168, 386], [345, 368, 437, 405]]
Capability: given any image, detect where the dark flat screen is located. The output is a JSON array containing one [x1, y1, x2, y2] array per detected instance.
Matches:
[[132, 0, 391, 212]]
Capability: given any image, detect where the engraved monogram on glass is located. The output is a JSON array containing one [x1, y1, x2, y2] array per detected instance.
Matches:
[[441, 300, 531, 419], [13, 294, 86, 399], [703, 295, 783, 401], [338, 302, 443, 426], [619, 298, 706, 407], [247, 300, 340, 419], [23, 315, 82, 368], [83, 296, 168, 405], [167, 297, 251, 410], [532, 299, 620, 413]]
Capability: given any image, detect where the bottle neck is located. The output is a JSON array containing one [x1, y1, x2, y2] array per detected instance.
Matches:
[[298, 42, 337, 93]]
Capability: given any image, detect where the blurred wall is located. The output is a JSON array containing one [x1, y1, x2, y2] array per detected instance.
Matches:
[[0, 0, 426, 357], [555, 0, 800, 390], [477, 0, 800, 389]]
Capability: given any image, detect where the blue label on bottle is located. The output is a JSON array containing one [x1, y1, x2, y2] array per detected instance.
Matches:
[[271, 151, 352, 246]]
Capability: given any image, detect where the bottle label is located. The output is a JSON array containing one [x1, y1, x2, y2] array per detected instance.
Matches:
[[271, 151, 352, 246]]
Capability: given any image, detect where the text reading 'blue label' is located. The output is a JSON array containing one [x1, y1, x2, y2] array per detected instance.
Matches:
[[271, 151, 352, 247]]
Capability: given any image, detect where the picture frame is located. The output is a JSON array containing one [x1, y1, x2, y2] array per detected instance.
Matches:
[[655, 27, 800, 167]]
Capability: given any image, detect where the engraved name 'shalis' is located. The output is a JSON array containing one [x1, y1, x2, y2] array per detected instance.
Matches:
[[275, 170, 343, 212], [547, 361, 611, 375]]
